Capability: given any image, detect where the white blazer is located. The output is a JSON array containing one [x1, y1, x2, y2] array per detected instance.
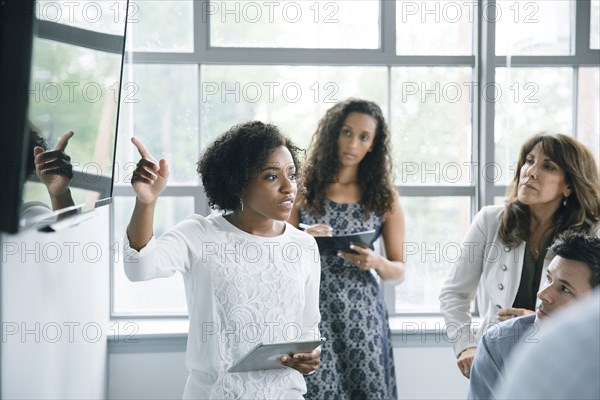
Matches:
[[439, 205, 554, 357]]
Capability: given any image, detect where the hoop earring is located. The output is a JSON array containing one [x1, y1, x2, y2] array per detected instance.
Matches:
[[239, 197, 244, 212]]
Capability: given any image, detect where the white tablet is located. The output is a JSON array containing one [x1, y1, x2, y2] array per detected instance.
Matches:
[[227, 338, 325, 373]]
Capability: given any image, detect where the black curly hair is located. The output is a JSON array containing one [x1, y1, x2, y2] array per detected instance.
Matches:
[[197, 121, 303, 212], [303, 98, 395, 217]]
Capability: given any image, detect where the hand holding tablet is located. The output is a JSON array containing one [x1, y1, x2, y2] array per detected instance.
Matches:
[[312, 229, 377, 256], [228, 339, 325, 373]]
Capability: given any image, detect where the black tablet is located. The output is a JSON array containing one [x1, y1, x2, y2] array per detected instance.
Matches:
[[314, 229, 376, 256], [227, 338, 325, 373]]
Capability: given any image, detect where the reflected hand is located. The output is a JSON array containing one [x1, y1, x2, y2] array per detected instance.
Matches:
[[457, 347, 476, 379], [130, 137, 169, 204], [34, 130, 74, 197], [496, 307, 535, 322], [278, 348, 320, 375], [303, 224, 333, 237]]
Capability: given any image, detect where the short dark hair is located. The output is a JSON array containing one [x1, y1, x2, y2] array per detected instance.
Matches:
[[550, 231, 600, 288], [197, 121, 303, 211]]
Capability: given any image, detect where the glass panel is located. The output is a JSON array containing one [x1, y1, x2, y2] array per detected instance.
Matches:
[[390, 67, 473, 185], [129, 0, 193, 52], [592, 0, 600, 49], [578, 68, 600, 165], [396, 0, 473, 55], [200, 65, 387, 151], [36, 0, 128, 35], [23, 38, 122, 217], [496, 0, 573, 55], [395, 196, 470, 312], [116, 64, 198, 184], [23, 185, 89, 208], [494, 67, 573, 185], [209, 0, 379, 49], [112, 196, 192, 316]]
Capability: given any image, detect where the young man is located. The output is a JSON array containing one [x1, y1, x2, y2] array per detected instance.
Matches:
[[467, 231, 600, 400], [496, 287, 600, 400]]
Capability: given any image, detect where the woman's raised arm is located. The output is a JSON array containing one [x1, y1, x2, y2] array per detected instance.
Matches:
[[126, 137, 169, 251]]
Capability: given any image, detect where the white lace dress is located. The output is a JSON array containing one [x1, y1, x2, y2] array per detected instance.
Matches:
[[124, 213, 321, 399]]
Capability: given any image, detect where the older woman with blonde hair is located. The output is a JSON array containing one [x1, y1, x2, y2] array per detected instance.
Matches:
[[440, 132, 600, 379]]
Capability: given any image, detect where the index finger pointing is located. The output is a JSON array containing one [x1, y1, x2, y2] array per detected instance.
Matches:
[[54, 131, 74, 152], [131, 137, 155, 161]]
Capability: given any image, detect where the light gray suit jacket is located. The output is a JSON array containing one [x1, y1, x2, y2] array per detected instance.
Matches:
[[439, 205, 554, 357]]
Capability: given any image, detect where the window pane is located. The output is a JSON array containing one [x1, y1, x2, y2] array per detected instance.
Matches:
[[494, 67, 573, 185], [37, 0, 127, 35], [496, 0, 573, 55], [592, 0, 600, 49], [395, 197, 470, 312], [390, 67, 473, 185], [28, 39, 121, 174], [116, 64, 198, 184], [396, 0, 473, 55], [209, 0, 379, 49], [25, 39, 121, 210], [129, 0, 193, 52], [200, 65, 387, 150], [494, 196, 506, 206], [578, 68, 600, 164], [112, 196, 192, 316]]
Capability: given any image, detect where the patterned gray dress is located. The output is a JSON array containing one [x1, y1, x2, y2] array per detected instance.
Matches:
[[300, 199, 397, 400]]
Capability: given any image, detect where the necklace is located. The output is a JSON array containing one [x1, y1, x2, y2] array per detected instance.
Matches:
[[529, 220, 553, 260], [529, 233, 546, 259], [529, 233, 550, 259], [528, 241, 541, 262]]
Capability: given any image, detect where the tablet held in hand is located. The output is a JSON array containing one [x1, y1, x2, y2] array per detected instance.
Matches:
[[314, 230, 376, 256], [228, 339, 325, 373]]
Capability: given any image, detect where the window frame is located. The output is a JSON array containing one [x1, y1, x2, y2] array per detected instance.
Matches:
[[110, 0, 600, 319]]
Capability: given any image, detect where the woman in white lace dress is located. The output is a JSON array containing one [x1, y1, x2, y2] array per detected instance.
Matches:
[[123, 121, 321, 399]]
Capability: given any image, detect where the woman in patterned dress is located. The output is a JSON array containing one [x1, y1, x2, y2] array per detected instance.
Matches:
[[125, 121, 322, 399], [290, 99, 406, 399]]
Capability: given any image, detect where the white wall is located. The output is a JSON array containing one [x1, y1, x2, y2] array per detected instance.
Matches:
[[1, 207, 110, 399], [108, 338, 188, 399], [395, 346, 469, 400], [107, 334, 469, 399]]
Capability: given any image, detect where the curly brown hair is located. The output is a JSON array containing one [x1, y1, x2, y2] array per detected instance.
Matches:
[[499, 132, 600, 247], [303, 98, 395, 217]]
